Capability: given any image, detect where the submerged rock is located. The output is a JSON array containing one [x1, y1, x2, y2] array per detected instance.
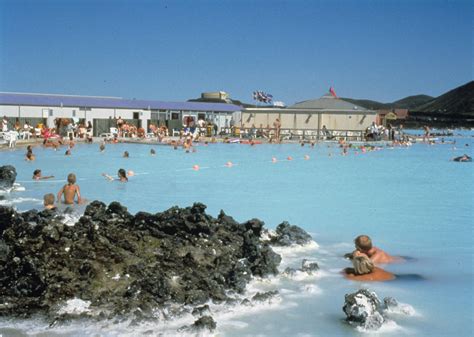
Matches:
[[268, 221, 313, 246], [301, 259, 319, 274], [179, 315, 217, 333], [0, 202, 282, 319], [0, 165, 17, 190]]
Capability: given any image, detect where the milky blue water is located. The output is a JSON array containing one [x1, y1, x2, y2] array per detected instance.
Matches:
[[0, 132, 473, 337]]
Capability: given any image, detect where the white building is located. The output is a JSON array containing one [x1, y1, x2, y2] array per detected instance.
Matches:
[[0, 92, 242, 136]]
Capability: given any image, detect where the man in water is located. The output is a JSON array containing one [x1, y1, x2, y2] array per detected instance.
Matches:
[[57, 173, 82, 204], [350, 235, 400, 264]]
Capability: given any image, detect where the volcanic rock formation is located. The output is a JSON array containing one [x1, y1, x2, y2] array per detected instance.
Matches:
[[0, 201, 285, 320]]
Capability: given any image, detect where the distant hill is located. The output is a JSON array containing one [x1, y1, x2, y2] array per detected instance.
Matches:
[[392, 95, 434, 109], [341, 94, 434, 110], [340, 98, 389, 110], [413, 81, 473, 115]]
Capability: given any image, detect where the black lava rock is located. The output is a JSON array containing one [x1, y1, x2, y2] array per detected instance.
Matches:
[[0, 165, 17, 189], [0, 202, 282, 319], [269, 221, 313, 246]]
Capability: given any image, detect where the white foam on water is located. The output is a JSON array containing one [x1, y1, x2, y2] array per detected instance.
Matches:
[[57, 298, 92, 315], [16, 179, 65, 183], [0, 197, 42, 206], [286, 284, 323, 298], [385, 302, 420, 317], [355, 319, 406, 334], [281, 269, 326, 282]]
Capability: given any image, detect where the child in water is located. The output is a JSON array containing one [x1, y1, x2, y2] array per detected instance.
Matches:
[[57, 173, 82, 204], [43, 193, 57, 210]]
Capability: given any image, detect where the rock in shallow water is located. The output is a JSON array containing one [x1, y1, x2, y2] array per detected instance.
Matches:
[[0, 202, 282, 320], [343, 289, 385, 330], [267, 221, 313, 246], [343, 289, 414, 331]]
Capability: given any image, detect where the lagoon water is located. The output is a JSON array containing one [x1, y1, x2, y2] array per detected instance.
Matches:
[[0, 132, 473, 336]]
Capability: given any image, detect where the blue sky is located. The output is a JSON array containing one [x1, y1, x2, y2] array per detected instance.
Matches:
[[0, 0, 472, 105]]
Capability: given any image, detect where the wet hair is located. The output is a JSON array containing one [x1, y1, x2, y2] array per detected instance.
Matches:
[[123, 151, 129, 158], [352, 255, 374, 275], [355, 235, 373, 251], [65, 150, 71, 155], [118, 168, 128, 181], [33, 169, 41, 176], [67, 173, 76, 184], [99, 144, 105, 151], [150, 148, 156, 155], [43, 193, 55, 206]]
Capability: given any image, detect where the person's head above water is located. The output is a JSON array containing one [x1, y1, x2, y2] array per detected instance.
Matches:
[[123, 151, 129, 158], [118, 168, 128, 181], [355, 235, 373, 252], [67, 173, 76, 185], [352, 255, 374, 275], [43, 193, 55, 208]]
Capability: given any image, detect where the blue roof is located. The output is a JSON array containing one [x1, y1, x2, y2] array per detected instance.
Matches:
[[0, 92, 242, 112]]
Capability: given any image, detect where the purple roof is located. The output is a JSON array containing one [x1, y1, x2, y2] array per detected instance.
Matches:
[[0, 92, 242, 112]]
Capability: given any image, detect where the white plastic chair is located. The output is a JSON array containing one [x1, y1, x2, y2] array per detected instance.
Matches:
[[110, 127, 118, 136]]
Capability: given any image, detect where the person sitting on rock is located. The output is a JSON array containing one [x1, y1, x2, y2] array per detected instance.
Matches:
[[343, 254, 395, 282], [43, 193, 57, 211], [57, 173, 82, 205], [33, 169, 54, 180], [348, 235, 401, 264]]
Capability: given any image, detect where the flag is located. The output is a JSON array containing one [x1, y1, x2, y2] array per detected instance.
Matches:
[[329, 86, 338, 98], [253, 90, 273, 103]]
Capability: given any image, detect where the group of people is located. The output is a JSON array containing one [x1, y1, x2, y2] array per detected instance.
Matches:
[[343, 235, 402, 282], [365, 122, 405, 142]]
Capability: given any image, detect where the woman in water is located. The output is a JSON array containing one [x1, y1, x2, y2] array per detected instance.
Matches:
[[343, 254, 395, 282], [102, 168, 128, 182]]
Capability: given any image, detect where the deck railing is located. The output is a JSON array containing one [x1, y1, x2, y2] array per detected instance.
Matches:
[[232, 127, 367, 141]]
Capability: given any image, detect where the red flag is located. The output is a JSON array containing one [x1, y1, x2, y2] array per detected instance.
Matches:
[[329, 86, 338, 98]]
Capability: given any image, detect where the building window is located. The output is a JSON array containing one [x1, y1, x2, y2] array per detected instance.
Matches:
[[171, 113, 179, 120], [72, 110, 76, 117], [151, 112, 159, 119], [49, 109, 53, 117]]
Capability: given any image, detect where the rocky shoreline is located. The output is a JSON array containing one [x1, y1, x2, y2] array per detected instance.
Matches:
[[0, 197, 313, 330]]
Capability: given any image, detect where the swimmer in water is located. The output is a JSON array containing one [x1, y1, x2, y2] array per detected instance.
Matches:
[[33, 169, 54, 180], [25, 151, 36, 161], [347, 235, 402, 264], [102, 168, 128, 182], [65, 149, 71, 156], [57, 173, 82, 204], [43, 193, 57, 211], [99, 143, 105, 152], [343, 254, 395, 282], [150, 148, 156, 156], [123, 151, 129, 158]]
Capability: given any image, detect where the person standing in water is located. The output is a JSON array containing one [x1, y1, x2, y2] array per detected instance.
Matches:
[[57, 173, 82, 204]]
